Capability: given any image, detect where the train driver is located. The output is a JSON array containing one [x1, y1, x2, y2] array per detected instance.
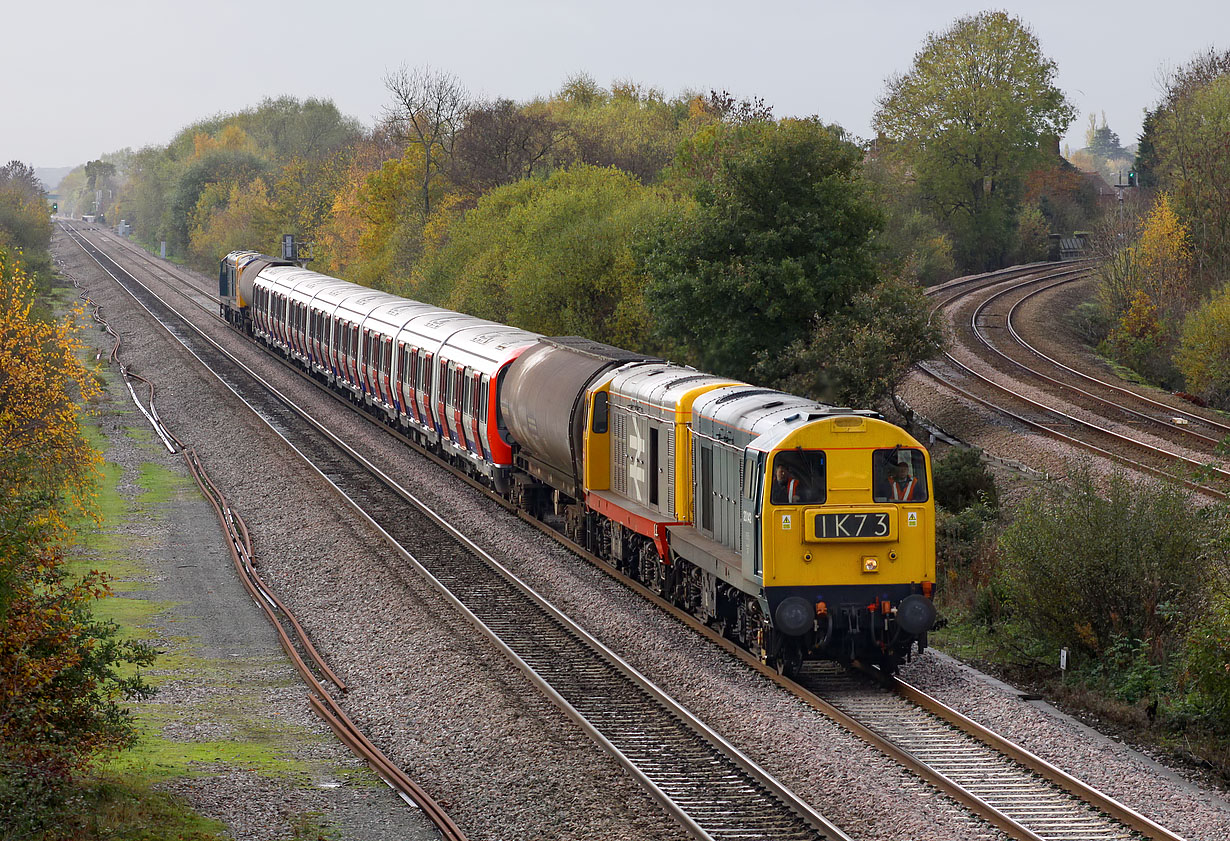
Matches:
[[772, 463, 802, 504], [888, 460, 919, 502]]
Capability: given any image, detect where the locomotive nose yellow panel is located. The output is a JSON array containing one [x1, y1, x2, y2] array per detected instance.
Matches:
[[761, 418, 935, 590]]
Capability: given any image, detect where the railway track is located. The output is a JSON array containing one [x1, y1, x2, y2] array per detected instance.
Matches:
[[61, 223, 849, 841], [919, 262, 1229, 498], [62, 225, 1195, 841], [65, 226, 1193, 841], [797, 665, 1179, 841]]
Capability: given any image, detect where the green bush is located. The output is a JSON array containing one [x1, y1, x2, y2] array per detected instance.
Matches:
[[935, 500, 1000, 620], [1184, 593, 1230, 721], [1176, 283, 1230, 409], [1098, 333, 1182, 390], [933, 447, 998, 512], [998, 463, 1215, 660], [1067, 299, 1112, 346], [1100, 635, 1163, 705]]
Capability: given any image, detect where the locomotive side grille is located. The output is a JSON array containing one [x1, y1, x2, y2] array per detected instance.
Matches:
[[666, 430, 676, 513], [613, 409, 627, 496]]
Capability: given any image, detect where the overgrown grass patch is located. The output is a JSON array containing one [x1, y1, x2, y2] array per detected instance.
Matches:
[[23, 768, 230, 841]]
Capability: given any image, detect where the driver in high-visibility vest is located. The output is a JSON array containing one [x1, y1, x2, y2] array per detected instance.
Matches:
[[889, 460, 918, 501], [773, 463, 802, 504]]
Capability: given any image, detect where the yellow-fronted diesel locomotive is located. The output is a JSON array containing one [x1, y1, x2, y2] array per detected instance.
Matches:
[[220, 250, 936, 674]]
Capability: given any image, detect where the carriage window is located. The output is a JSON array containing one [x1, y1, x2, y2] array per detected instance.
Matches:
[[872, 448, 928, 503], [770, 451, 826, 505], [591, 391, 609, 434]]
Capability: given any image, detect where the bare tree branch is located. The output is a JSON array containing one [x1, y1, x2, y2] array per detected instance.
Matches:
[[382, 64, 470, 218]]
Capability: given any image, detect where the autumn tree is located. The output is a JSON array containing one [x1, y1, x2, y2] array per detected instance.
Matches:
[[1175, 283, 1230, 408], [188, 177, 277, 263], [0, 250, 154, 828], [541, 77, 690, 183], [383, 65, 470, 220], [1134, 195, 1193, 320], [874, 12, 1075, 271], [110, 98, 359, 262], [1139, 52, 1230, 281], [448, 99, 564, 198], [0, 161, 44, 197], [0, 160, 53, 272], [235, 96, 362, 162], [167, 131, 268, 254], [1022, 156, 1099, 238], [265, 151, 352, 259], [346, 144, 447, 291]]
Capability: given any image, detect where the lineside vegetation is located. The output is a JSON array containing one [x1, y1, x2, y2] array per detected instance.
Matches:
[[932, 452, 1230, 778], [0, 170, 160, 834]]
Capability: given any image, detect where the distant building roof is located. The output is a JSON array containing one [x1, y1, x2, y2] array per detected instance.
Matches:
[[1078, 169, 1117, 198]]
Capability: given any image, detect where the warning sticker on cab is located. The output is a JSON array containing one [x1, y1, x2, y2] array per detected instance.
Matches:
[[907, 512, 918, 527], [781, 514, 792, 530]]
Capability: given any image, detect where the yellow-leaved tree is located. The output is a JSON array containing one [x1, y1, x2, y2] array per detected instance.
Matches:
[[0, 249, 154, 829], [188, 177, 277, 263], [1176, 283, 1230, 408], [1134, 194, 1193, 324]]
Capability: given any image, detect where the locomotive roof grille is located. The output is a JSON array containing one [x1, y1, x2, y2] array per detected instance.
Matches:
[[662, 374, 713, 388], [712, 388, 778, 405]]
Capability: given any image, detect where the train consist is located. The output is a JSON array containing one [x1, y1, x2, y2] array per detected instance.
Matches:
[[219, 250, 937, 673]]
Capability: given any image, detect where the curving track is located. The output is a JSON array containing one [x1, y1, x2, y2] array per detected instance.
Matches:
[[917, 262, 1229, 498]]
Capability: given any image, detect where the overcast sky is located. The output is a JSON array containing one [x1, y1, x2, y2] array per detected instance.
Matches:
[[4, 1, 1224, 173]]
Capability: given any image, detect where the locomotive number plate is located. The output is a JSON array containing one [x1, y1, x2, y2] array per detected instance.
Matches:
[[806, 511, 895, 542]]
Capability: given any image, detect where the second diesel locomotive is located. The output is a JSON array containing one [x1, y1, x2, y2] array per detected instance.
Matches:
[[220, 250, 937, 673]]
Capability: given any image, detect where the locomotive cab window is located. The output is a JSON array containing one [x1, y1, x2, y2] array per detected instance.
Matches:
[[873, 448, 928, 503], [770, 451, 826, 505], [591, 391, 609, 434]]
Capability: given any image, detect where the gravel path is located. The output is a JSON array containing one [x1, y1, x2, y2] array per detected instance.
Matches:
[[62, 231, 1230, 840]]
